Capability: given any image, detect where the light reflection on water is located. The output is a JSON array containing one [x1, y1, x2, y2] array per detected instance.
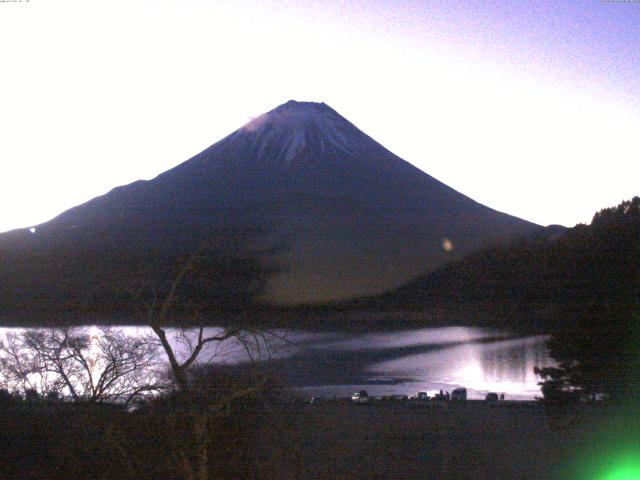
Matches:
[[365, 335, 553, 400], [0, 326, 553, 400], [283, 328, 554, 400]]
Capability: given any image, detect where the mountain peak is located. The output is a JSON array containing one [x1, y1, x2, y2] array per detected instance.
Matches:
[[263, 100, 340, 123], [241, 100, 356, 160], [246, 100, 339, 128], [10, 99, 540, 307], [274, 100, 331, 112]]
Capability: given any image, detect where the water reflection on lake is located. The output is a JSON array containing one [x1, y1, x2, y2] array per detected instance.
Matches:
[[280, 327, 554, 400], [0, 325, 554, 400], [364, 335, 553, 400]]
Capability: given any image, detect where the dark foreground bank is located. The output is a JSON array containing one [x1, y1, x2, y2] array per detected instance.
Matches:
[[2, 396, 631, 480], [256, 399, 616, 480]]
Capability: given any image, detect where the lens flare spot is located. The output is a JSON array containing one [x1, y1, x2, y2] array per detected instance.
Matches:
[[442, 238, 454, 252], [599, 455, 640, 480]]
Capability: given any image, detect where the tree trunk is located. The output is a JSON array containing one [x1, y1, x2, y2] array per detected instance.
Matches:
[[192, 410, 209, 480]]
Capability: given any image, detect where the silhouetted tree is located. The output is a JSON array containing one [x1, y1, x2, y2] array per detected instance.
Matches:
[[534, 366, 580, 403], [536, 198, 640, 401], [0, 388, 12, 403], [69, 236, 280, 480], [124, 247, 282, 480], [24, 388, 40, 403], [0, 327, 163, 404]]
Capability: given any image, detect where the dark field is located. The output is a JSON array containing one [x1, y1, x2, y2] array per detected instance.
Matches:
[[0, 398, 623, 480], [257, 399, 603, 480]]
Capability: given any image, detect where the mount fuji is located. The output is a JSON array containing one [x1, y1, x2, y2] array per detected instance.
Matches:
[[1, 101, 541, 307]]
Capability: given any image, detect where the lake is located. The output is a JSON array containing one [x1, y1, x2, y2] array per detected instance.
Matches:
[[0, 324, 553, 400], [267, 326, 553, 400]]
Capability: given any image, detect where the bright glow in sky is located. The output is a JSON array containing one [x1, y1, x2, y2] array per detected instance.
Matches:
[[1, 0, 639, 232]]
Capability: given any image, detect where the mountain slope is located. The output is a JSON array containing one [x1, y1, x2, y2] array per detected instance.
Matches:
[[1, 101, 541, 310]]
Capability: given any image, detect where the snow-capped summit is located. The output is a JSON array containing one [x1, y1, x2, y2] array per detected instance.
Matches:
[[1, 101, 541, 306], [236, 100, 359, 162], [244, 100, 333, 131]]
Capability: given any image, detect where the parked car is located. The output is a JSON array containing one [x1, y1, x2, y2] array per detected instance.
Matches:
[[416, 391, 429, 401], [485, 392, 499, 402], [451, 387, 467, 401], [351, 390, 370, 404]]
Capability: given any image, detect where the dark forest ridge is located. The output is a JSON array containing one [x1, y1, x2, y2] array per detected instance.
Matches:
[[0, 100, 540, 317]]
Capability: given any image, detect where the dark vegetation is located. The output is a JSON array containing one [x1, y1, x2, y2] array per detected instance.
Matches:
[[535, 199, 639, 402], [0, 386, 271, 480], [0, 393, 626, 480]]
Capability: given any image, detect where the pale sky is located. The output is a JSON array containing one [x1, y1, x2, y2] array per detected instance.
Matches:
[[1, 0, 639, 233]]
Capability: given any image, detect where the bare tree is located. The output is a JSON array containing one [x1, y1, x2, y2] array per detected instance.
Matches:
[[128, 249, 279, 393], [126, 249, 286, 480], [58, 236, 283, 479], [0, 327, 163, 405]]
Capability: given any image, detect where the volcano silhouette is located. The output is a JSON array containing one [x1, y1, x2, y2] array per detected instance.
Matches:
[[2, 101, 540, 305]]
